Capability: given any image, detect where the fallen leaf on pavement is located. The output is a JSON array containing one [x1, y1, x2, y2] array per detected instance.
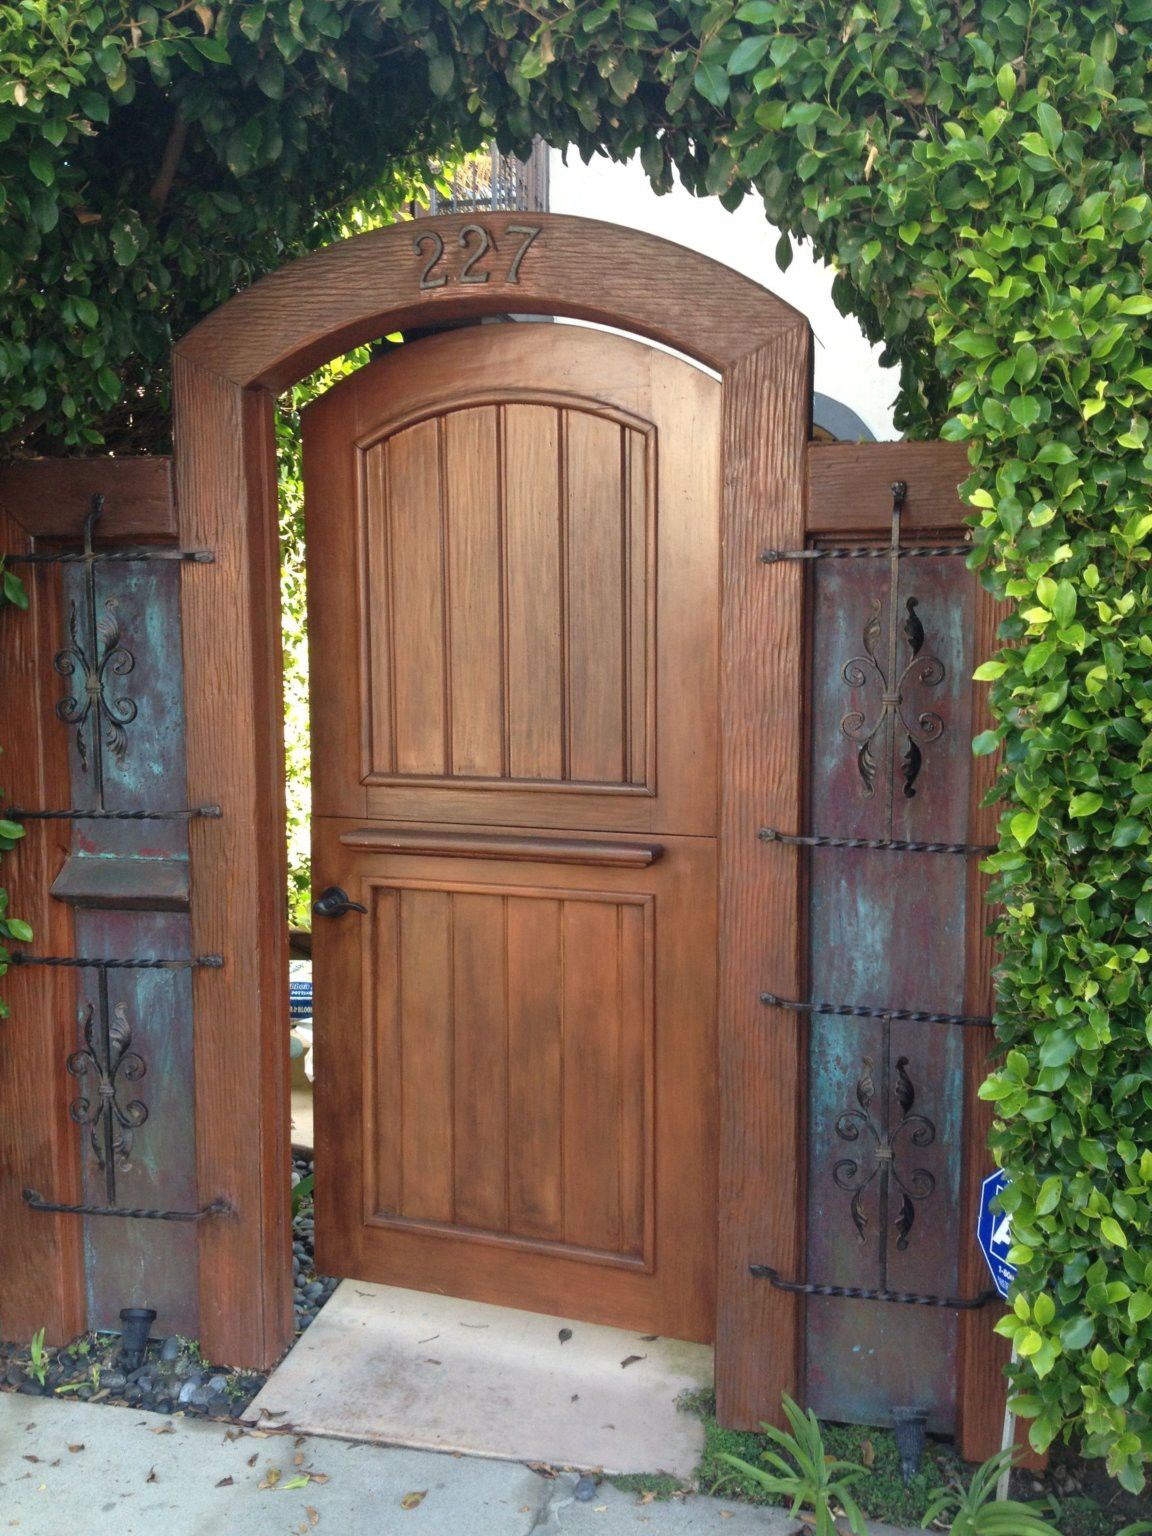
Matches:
[[282, 1476, 311, 1491], [258, 1467, 282, 1491], [247, 1453, 259, 1467], [294, 1451, 306, 1467], [145, 1468, 157, 1484], [558, 1328, 572, 1344], [620, 1355, 645, 1369], [215, 1477, 234, 1488], [400, 1490, 427, 1510], [306, 1507, 319, 1526], [67, 1445, 84, 1454], [150, 1425, 175, 1436]]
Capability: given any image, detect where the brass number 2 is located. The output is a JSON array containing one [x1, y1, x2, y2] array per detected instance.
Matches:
[[414, 223, 540, 289]]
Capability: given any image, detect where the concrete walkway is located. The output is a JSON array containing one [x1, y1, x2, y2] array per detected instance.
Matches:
[[0, 1394, 917, 1536]]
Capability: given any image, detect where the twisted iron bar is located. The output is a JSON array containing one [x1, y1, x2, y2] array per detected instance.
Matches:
[[23, 1189, 231, 1222], [759, 826, 993, 856], [760, 544, 970, 563], [750, 1266, 996, 1310], [8, 805, 221, 821], [760, 993, 992, 1028], [13, 548, 213, 564], [12, 954, 224, 970]]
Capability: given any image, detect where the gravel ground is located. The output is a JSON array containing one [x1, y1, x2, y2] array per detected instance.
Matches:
[[0, 1150, 334, 1421]]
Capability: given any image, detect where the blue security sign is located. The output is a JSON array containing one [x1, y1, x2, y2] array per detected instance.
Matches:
[[977, 1170, 1017, 1300]]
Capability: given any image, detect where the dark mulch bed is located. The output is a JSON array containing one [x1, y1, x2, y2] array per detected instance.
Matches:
[[0, 1150, 335, 1421]]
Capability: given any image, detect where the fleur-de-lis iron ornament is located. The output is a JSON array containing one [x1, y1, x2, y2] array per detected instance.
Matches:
[[833, 1053, 936, 1254], [839, 482, 946, 805], [67, 998, 149, 1202], [53, 494, 137, 791]]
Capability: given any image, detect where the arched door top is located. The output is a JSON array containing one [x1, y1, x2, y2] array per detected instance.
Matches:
[[174, 212, 807, 392]]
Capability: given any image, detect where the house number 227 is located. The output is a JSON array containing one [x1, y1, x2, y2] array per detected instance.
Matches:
[[413, 223, 541, 289]]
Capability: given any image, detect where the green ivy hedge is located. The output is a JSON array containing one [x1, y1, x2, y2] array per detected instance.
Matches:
[[4, 0, 1152, 1491]]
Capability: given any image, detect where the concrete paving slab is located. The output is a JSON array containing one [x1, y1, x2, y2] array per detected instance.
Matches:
[[247, 1281, 714, 1477], [0, 1392, 546, 1536], [0, 1395, 920, 1536]]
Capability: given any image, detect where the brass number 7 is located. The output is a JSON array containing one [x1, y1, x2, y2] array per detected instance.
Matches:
[[504, 224, 541, 284]]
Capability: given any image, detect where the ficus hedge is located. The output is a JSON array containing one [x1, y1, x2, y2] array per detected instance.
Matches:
[[4, 0, 1152, 1489]]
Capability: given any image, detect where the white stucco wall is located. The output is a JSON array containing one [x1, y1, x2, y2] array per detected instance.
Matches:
[[548, 149, 899, 442]]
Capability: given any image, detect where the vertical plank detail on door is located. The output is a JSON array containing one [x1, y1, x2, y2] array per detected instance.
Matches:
[[379, 421, 446, 775], [445, 408, 504, 777], [397, 888, 455, 1222], [561, 899, 623, 1253], [452, 892, 509, 1231], [506, 896, 564, 1239], [504, 405, 564, 781], [367, 886, 402, 1217], [566, 413, 626, 784]]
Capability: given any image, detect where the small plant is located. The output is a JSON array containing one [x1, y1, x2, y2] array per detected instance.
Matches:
[[716, 1394, 867, 1536], [89, 1362, 101, 1392], [27, 1328, 47, 1387], [292, 1170, 315, 1219], [921, 1448, 1059, 1535]]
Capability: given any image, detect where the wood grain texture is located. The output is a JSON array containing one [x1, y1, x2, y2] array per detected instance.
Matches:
[[807, 441, 972, 535], [957, 580, 1027, 1463], [715, 325, 812, 1428], [177, 214, 804, 391], [173, 360, 293, 1369], [172, 213, 804, 1377], [0, 457, 177, 542], [0, 500, 85, 1346]]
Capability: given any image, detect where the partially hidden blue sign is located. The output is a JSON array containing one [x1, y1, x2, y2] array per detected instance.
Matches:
[[977, 1169, 1017, 1300]]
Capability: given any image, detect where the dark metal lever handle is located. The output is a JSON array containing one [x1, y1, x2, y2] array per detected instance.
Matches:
[[312, 886, 366, 918]]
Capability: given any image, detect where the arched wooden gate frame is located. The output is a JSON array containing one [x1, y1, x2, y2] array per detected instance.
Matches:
[[172, 212, 810, 1426]]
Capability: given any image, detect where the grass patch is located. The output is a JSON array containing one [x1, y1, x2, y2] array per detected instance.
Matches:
[[608, 1472, 687, 1501]]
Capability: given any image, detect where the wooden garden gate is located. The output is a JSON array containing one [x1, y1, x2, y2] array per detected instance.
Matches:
[[0, 214, 1007, 1456]]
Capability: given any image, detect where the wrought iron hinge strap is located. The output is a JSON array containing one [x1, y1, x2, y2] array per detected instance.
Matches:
[[760, 993, 992, 1028], [8, 805, 222, 821], [22, 1189, 230, 1222], [759, 826, 993, 856], [11, 954, 224, 970], [11, 548, 214, 565], [749, 1265, 996, 1310]]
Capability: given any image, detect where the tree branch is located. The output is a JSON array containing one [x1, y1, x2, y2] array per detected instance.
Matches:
[[149, 110, 188, 211]]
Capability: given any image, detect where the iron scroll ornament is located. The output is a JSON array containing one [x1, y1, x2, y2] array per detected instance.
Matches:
[[840, 597, 945, 800], [52, 494, 138, 791], [836, 481, 948, 807], [834, 1054, 937, 1255], [68, 997, 149, 1182]]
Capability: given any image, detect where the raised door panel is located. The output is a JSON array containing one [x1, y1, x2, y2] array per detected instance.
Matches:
[[312, 820, 717, 1342], [360, 881, 653, 1267], [304, 323, 719, 836], [360, 403, 652, 791]]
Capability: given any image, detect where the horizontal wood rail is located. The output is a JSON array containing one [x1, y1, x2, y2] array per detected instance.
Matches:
[[337, 827, 665, 868]]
